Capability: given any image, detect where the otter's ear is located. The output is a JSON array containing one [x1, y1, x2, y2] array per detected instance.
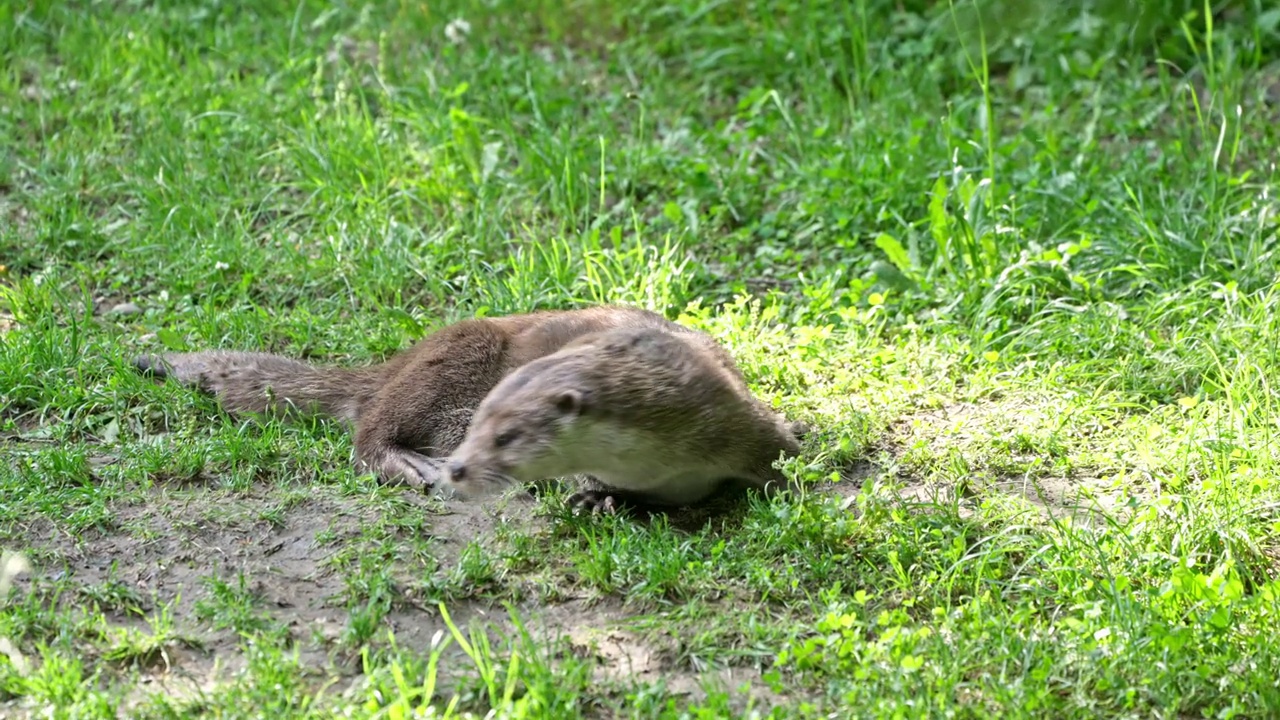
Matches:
[[554, 389, 585, 416]]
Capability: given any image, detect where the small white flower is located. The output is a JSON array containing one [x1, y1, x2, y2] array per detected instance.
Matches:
[[444, 18, 471, 45], [215, 261, 230, 271]]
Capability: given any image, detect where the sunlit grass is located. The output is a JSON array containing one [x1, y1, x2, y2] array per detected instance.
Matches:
[[2, 0, 1279, 716]]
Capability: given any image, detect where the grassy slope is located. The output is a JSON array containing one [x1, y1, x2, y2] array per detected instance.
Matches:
[[2, 0, 1280, 716]]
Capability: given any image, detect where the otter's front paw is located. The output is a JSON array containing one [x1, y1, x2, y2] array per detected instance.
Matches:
[[375, 450, 446, 493], [566, 489, 618, 515]]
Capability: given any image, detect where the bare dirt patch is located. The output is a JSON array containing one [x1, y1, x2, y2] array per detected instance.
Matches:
[[3, 471, 770, 709]]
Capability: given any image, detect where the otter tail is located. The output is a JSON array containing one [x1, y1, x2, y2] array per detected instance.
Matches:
[[133, 350, 383, 424]]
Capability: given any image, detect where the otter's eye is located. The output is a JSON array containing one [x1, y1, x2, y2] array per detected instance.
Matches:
[[494, 430, 519, 448]]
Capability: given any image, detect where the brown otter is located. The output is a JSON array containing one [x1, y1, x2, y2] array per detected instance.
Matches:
[[133, 306, 697, 491], [440, 324, 805, 513]]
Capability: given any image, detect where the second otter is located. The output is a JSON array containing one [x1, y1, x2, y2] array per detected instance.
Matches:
[[442, 324, 804, 512]]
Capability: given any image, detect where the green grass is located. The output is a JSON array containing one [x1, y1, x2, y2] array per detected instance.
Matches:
[[3, 0, 1280, 716]]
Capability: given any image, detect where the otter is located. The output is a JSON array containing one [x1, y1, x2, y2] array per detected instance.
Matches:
[[133, 306, 697, 491], [441, 324, 805, 513]]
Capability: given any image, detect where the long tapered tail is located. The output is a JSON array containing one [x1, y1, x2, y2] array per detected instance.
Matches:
[[133, 350, 383, 423]]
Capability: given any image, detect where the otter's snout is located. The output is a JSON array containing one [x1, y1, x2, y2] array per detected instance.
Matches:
[[444, 459, 467, 483], [439, 453, 519, 501]]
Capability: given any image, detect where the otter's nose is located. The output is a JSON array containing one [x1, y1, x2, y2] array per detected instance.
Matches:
[[446, 460, 466, 482]]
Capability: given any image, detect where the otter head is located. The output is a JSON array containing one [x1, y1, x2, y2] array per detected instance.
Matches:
[[442, 365, 588, 499]]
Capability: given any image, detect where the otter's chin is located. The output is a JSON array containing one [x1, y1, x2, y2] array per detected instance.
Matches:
[[445, 471, 519, 501], [443, 481, 490, 501], [512, 450, 573, 482]]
